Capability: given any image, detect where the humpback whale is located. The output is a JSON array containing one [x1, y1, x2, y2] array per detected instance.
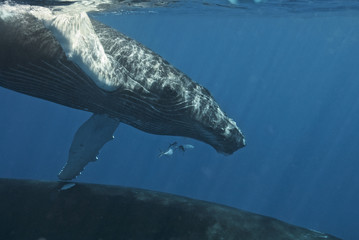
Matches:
[[0, 1, 245, 180], [0, 178, 342, 240]]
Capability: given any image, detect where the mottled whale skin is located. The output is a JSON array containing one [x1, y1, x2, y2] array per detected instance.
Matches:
[[0, 3, 245, 179], [0, 178, 341, 240]]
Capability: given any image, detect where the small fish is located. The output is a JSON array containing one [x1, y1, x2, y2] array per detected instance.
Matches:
[[158, 148, 174, 158], [158, 143, 194, 157], [178, 144, 194, 152], [168, 142, 178, 148]]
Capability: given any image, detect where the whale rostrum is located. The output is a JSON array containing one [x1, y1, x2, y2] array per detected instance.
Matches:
[[0, 2, 245, 180]]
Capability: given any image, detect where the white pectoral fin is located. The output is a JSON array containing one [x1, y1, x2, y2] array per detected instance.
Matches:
[[58, 114, 119, 180]]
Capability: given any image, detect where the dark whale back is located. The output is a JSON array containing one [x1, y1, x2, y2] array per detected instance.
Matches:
[[0, 178, 342, 240]]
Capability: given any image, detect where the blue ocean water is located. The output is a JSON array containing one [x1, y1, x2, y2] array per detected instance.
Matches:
[[1, 0, 359, 239]]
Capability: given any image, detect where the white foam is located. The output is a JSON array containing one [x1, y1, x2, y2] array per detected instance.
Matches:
[[51, 0, 112, 14], [1, 2, 30, 19], [0, 5, 13, 20]]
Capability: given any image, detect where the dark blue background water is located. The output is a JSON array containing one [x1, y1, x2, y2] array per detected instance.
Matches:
[[1, 2, 359, 239]]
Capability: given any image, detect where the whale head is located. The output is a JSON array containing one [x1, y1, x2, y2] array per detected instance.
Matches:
[[106, 72, 245, 155], [167, 79, 245, 155], [156, 79, 246, 155]]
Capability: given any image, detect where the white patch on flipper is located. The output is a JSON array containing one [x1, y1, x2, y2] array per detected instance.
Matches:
[[0, 3, 121, 91], [58, 114, 119, 180], [44, 12, 122, 91]]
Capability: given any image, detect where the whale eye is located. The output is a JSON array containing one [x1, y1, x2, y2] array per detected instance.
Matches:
[[163, 85, 177, 98]]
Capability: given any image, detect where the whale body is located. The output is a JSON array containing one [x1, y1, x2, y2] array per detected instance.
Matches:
[[0, 178, 341, 240], [0, 2, 245, 179]]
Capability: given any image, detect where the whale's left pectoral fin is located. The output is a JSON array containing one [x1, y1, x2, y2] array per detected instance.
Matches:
[[58, 114, 119, 181]]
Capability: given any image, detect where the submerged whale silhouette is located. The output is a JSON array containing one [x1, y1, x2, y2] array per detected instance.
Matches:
[[0, 178, 341, 240], [0, 2, 245, 180]]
